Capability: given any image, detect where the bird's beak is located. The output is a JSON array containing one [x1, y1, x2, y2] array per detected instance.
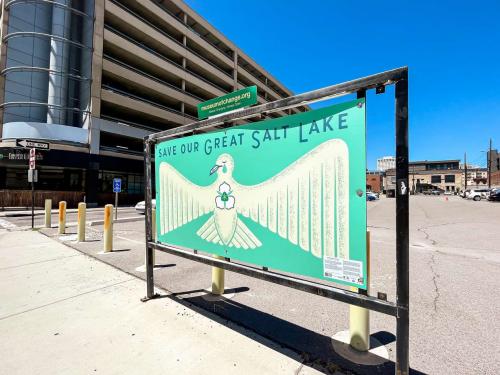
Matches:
[[209, 165, 221, 175]]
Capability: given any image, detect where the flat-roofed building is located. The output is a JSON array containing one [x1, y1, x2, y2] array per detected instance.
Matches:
[[377, 156, 395, 172], [386, 159, 462, 195], [0, 0, 307, 206]]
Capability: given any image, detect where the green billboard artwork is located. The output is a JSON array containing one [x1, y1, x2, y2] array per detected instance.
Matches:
[[197, 86, 258, 119], [155, 98, 367, 288]]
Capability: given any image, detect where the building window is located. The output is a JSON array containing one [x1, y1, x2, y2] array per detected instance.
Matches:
[[444, 175, 455, 183], [431, 175, 441, 183]]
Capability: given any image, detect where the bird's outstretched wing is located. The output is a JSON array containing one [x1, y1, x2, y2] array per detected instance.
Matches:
[[235, 139, 350, 259], [158, 162, 215, 235], [196, 215, 262, 249]]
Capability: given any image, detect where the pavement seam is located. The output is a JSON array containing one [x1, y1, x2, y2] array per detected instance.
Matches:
[[0, 278, 135, 321], [0, 254, 82, 271]]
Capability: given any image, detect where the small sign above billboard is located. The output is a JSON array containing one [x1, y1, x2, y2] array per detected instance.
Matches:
[[197, 86, 258, 119]]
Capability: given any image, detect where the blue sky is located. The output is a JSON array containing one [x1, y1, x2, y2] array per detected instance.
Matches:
[[185, 0, 499, 169]]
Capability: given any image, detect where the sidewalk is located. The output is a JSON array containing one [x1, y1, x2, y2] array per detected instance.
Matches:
[[0, 229, 324, 375]]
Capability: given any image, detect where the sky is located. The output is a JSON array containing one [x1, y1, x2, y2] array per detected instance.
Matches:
[[185, 0, 500, 169]]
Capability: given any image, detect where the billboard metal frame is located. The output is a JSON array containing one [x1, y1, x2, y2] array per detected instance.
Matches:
[[143, 67, 409, 374]]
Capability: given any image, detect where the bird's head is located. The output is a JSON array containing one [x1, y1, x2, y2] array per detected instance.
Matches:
[[210, 153, 234, 176]]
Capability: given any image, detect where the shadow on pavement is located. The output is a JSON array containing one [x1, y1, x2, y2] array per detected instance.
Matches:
[[162, 290, 426, 375]]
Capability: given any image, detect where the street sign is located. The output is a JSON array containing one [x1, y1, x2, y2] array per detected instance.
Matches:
[[16, 139, 50, 150], [113, 178, 122, 193], [29, 148, 36, 170], [197, 86, 258, 119], [156, 99, 367, 288], [28, 169, 38, 183]]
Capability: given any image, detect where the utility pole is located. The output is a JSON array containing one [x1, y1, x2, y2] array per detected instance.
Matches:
[[487, 138, 492, 188], [464, 152, 467, 190]]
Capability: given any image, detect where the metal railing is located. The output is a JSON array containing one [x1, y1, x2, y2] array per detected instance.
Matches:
[[151, 0, 234, 59], [105, 26, 230, 94], [109, 0, 233, 79], [101, 84, 197, 121], [103, 54, 205, 102]]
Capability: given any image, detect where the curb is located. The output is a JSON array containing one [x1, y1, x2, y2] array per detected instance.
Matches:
[[0, 207, 136, 218], [88, 216, 144, 226]]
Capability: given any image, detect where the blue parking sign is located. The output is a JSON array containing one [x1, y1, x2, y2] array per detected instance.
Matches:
[[113, 178, 122, 193]]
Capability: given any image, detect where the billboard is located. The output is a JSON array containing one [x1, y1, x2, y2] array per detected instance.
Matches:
[[155, 99, 367, 288]]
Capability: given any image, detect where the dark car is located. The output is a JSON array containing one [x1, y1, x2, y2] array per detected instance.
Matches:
[[488, 190, 500, 202]]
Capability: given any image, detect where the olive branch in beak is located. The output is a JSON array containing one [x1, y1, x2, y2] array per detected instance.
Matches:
[[209, 165, 221, 175]]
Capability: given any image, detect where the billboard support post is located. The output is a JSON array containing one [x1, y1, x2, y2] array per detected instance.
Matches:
[[143, 138, 156, 301], [395, 69, 409, 375], [142, 67, 409, 374]]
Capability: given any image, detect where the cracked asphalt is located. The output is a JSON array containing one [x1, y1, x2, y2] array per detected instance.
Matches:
[[5, 195, 498, 374]]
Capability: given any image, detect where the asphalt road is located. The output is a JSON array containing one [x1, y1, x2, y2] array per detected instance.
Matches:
[[5, 196, 499, 374]]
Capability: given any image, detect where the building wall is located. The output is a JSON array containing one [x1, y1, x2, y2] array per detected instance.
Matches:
[[491, 171, 500, 187], [461, 168, 488, 189], [366, 173, 382, 193], [410, 171, 463, 192], [377, 156, 395, 171]]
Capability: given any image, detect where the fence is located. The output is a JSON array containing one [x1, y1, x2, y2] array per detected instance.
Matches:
[[0, 190, 85, 209]]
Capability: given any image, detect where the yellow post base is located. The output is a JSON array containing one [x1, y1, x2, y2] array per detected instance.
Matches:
[[349, 231, 371, 352], [103, 204, 113, 252], [211, 255, 225, 295], [349, 288, 370, 351], [77, 202, 86, 242], [58, 201, 66, 234]]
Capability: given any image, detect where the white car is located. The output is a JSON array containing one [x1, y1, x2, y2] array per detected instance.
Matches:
[[135, 199, 156, 213], [467, 189, 490, 201]]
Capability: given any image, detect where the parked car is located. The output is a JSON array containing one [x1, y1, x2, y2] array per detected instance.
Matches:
[[367, 192, 379, 201], [467, 189, 490, 201], [431, 190, 443, 195], [460, 189, 470, 198], [444, 191, 452, 195], [135, 199, 156, 213], [488, 189, 500, 202]]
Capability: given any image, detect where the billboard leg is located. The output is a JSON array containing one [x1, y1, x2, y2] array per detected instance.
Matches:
[[142, 138, 158, 302], [395, 70, 409, 375]]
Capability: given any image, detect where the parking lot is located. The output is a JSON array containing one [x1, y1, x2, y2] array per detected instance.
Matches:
[[4, 195, 499, 374]]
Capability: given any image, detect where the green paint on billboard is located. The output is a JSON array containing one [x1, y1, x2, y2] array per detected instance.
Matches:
[[155, 99, 367, 289], [197, 86, 258, 119]]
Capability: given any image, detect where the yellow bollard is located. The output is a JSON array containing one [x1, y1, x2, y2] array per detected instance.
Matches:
[[211, 255, 225, 295], [77, 202, 86, 242], [44, 199, 52, 228], [349, 231, 371, 351], [58, 201, 66, 234], [103, 204, 113, 252]]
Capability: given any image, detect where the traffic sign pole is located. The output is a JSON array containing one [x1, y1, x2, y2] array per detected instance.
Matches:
[[115, 192, 118, 220], [112, 178, 122, 220], [30, 148, 36, 229]]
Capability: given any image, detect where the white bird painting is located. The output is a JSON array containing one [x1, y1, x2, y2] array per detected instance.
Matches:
[[158, 138, 350, 260]]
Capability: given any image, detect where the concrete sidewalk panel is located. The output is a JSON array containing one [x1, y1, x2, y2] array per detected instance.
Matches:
[[0, 230, 322, 375]]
